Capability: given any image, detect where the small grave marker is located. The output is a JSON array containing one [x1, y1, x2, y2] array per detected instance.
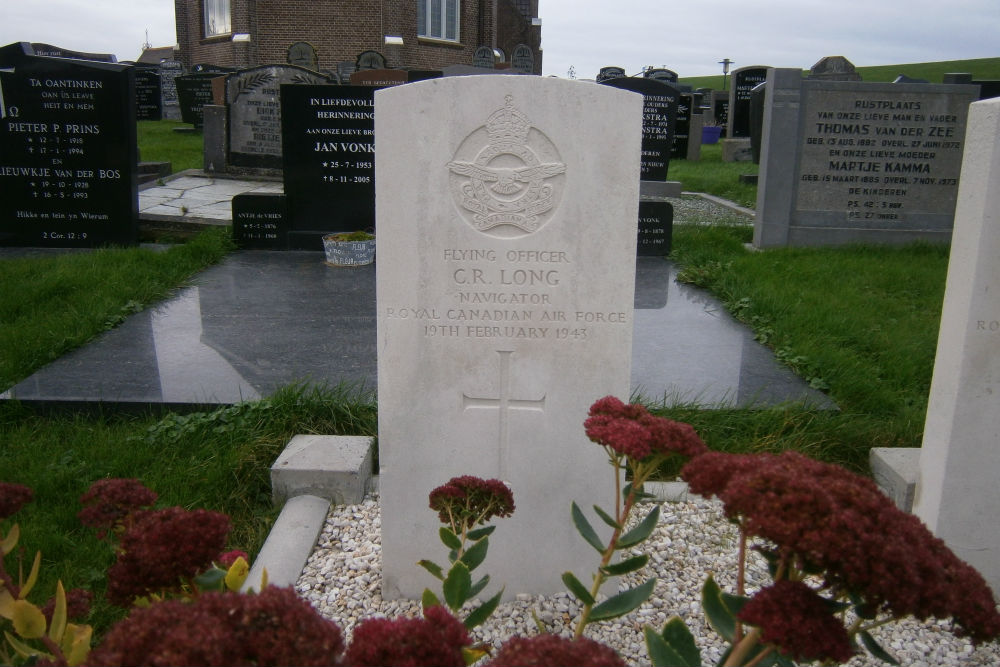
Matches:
[[637, 201, 672, 256], [232, 193, 288, 249]]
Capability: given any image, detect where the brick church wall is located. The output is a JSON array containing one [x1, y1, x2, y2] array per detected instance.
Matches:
[[174, 0, 539, 73]]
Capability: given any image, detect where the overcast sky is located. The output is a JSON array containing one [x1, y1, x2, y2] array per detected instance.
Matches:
[[1, 0, 997, 80]]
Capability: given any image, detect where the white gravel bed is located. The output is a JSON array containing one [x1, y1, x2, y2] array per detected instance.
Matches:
[[296, 494, 1000, 666]]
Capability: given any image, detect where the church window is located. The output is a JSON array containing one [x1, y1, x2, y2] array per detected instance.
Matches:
[[204, 0, 231, 37], [418, 0, 459, 41]]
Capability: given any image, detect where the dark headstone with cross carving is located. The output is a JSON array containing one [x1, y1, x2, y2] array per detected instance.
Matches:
[[376, 76, 643, 599]]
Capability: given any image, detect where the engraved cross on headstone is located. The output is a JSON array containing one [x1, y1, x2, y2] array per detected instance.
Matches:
[[462, 349, 546, 478]]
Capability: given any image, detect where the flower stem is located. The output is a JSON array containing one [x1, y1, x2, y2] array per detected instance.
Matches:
[[724, 626, 763, 667], [734, 527, 747, 643], [573, 458, 649, 640]]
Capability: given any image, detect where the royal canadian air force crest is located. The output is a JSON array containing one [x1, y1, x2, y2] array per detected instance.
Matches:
[[448, 95, 566, 237]]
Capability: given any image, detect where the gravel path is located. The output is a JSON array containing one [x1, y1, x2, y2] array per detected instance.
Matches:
[[297, 494, 1000, 666]]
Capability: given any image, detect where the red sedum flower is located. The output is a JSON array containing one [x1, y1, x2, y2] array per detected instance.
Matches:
[[345, 605, 469, 667], [428, 476, 515, 530], [738, 580, 853, 663], [0, 482, 33, 519], [486, 634, 626, 667], [41, 588, 93, 624], [105, 506, 231, 606], [218, 549, 249, 568], [88, 586, 344, 666], [681, 450, 1000, 643], [78, 478, 158, 538], [585, 396, 707, 462]]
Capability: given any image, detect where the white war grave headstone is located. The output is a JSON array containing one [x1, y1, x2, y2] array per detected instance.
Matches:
[[913, 96, 1000, 596], [376, 76, 643, 598]]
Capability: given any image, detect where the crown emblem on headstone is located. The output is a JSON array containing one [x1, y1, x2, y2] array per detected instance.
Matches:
[[486, 95, 531, 145], [447, 95, 566, 236]]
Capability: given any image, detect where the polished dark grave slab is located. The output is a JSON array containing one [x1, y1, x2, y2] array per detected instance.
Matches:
[[1, 253, 834, 412]]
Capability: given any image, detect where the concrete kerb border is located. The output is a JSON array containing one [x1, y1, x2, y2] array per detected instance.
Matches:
[[242, 432, 693, 591], [243, 434, 375, 591], [686, 191, 757, 219], [244, 434, 909, 592]]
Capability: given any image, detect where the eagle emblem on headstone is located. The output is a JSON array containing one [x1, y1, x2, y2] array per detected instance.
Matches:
[[448, 95, 566, 234]]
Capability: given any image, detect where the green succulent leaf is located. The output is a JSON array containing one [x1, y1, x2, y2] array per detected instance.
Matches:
[[644, 626, 689, 667], [193, 568, 226, 591], [467, 525, 495, 541], [592, 504, 621, 529], [721, 591, 749, 618], [702, 574, 736, 642], [623, 482, 657, 502], [417, 559, 445, 580], [659, 615, 701, 667], [464, 588, 504, 629], [617, 505, 660, 549], [468, 574, 490, 599], [600, 554, 649, 576], [849, 591, 878, 619], [421, 588, 441, 609], [460, 537, 489, 572], [860, 631, 900, 665], [443, 561, 471, 610], [439, 527, 462, 551], [588, 577, 655, 622], [561, 571, 596, 606], [571, 502, 606, 553]]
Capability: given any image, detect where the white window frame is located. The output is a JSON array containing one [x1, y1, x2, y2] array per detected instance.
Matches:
[[204, 0, 232, 37], [418, 0, 460, 42]]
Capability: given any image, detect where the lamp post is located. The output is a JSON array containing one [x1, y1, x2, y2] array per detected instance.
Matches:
[[719, 58, 733, 90]]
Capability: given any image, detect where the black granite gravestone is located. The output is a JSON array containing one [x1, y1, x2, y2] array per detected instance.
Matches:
[[511, 44, 534, 74], [356, 50, 386, 71], [192, 64, 237, 74], [730, 66, 769, 138], [644, 68, 678, 83], [280, 84, 377, 249], [406, 70, 443, 83], [672, 93, 693, 160], [749, 82, 766, 164], [943, 73, 1000, 100], [473, 46, 494, 69], [714, 97, 729, 137], [336, 61, 357, 83], [600, 77, 679, 181], [287, 42, 319, 69], [893, 74, 929, 84], [349, 69, 407, 87], [134, 66, 162, 120], [175, 73, 219, 127], [226, 65, 330, 169], [637, 201, 672, 256], [232, 193, 288, 249], [30, 43, 116, 62], [0, 47, 138, 247], [596, 66, 625, 82]]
